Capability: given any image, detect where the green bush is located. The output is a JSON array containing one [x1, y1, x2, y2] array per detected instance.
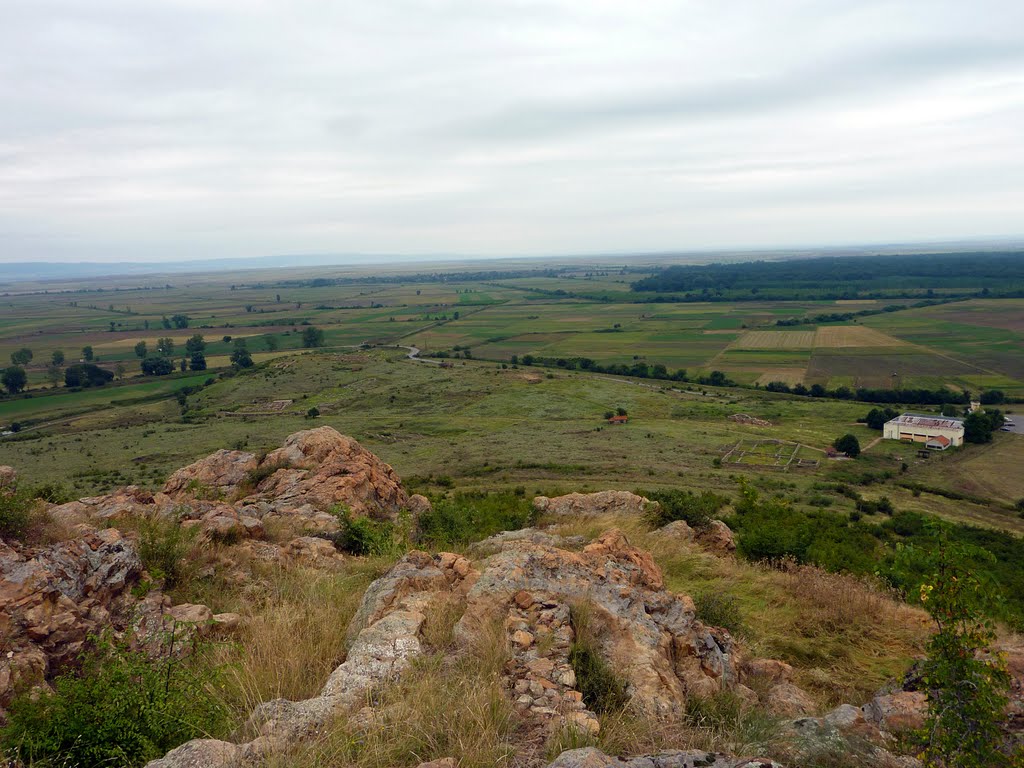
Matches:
[[642, 488, 729, 529], [136, 514, 197, 591], [0, 489, 33, 541], [568, 605, 627, 714], [328, 507, 405, 557], [417, 491, 535, 548], [0, 636, 229, 768], [693, 592, 745, 636]]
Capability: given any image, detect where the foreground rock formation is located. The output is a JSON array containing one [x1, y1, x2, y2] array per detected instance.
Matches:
[[0, 428, 429, 720]]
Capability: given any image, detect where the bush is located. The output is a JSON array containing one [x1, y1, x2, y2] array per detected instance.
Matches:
[[418, 491, 535, 548], [0, 636, 229, 768], [0, 489, 33, 540], [568, 604, 627, 714], [693, 592, 744, 636], [642, 488, 729, 529], [327, 507, 406, 557], [136, 514, 197, 591]]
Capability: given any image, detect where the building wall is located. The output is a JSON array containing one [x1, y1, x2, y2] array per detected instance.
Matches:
[[883, 420, 964, 447]]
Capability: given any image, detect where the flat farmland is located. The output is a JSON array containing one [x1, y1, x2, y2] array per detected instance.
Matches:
[[731, 330, 816, 349]]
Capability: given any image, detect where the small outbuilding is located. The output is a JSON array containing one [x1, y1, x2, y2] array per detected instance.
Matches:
[[607, 414, 629, 424]]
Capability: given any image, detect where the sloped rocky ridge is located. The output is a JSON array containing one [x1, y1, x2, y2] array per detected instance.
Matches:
[[2, 436, 1022, 767]]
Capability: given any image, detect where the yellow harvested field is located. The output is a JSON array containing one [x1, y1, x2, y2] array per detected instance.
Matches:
[[835, 299, 878, 305], [813, 326, 909, 348], [733, 330, 816, 349], [754, 368, 806, 386]]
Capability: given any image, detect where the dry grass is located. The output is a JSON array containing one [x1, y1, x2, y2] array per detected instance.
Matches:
[[218, 558, 392, 714], [277, 618, 518, 768]]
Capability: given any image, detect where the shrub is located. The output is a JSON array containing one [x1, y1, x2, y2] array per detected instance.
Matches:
[[327, 507, 405, 557], [136, 514, 197, 591], [0, 636, 229, 768], [642, 488, 729, 529], [568, 604, 628, 714], [693, 592, 744, 636], [0, 489, 33, 540], [418, 491, 535, 548], [895, 529, 1012, 768]]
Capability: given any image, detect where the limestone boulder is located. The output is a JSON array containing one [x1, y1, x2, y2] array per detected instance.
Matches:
[[533, 490, 654, 518], [0, 465, 16, 490]]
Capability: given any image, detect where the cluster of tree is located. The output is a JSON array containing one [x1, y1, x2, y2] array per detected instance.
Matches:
[[301, 326, 325, 348], [763, 380, 972, 406], [964, 409, 1005, 444], [64, 363, 114, 388], [1, 367, 27, 394], [138, 334, 208, 375], [230, 339, 253, 368], [630, 251, 1024, 297], [9, 348, 33, 366], [774, 298, 961, 326], [160, 314, 190, 329], [862, 407, 901, 429], [833, 433, 861, 457], [270, 268, 565, 289]]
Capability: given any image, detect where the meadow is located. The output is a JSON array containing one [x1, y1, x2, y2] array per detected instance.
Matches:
[[1, 258, 1022, 531]]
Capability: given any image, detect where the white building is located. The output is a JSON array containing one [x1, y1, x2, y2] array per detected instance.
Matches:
[[883, 413, 964, 449]]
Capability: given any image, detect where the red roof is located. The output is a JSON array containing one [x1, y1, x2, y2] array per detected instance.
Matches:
[[928, 435, 951, 446], [607, 415, 628, 423]]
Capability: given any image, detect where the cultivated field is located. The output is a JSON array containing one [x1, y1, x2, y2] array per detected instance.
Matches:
[[1, 262, 1023, 538]]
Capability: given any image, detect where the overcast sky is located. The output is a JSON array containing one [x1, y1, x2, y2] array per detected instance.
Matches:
[[1, 0, 1023, 263]]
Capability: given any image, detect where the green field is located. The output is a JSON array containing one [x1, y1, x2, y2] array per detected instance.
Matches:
[[1, 261, 1023, 535]]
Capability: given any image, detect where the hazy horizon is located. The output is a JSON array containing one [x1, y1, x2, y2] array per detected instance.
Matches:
[[3, 1, 1023, 263]]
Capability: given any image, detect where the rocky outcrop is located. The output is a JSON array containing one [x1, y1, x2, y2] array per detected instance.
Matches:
[[695, 520, 736, 555], [545, 748, 780, 768], [457, 528, 737, 726], [533, 490, 653, 518], [0, 529, 142, 680], [161, 427, 416, 521], [0, 465, 16, 490]]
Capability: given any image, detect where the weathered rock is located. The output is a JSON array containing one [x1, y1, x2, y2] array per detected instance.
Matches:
[[468, 527, 584, 557], [0, 465, 17, 489], [457, 528, 736, 718], [163, 450, 259, 498], [696, 520, 736, 555], [244, 427, 411, 519], [764, 682, 816, 717], [0, 529, 143, 670], [168, 603, 213, 625], [658, 520, 695, 542], [545, 748, 741, 768], [864, 690, 928, 732], [284, 536, 344, 565], [407, 494, 433, 516], [742, 658, 793, 685], [533, 490, 654, 518]]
